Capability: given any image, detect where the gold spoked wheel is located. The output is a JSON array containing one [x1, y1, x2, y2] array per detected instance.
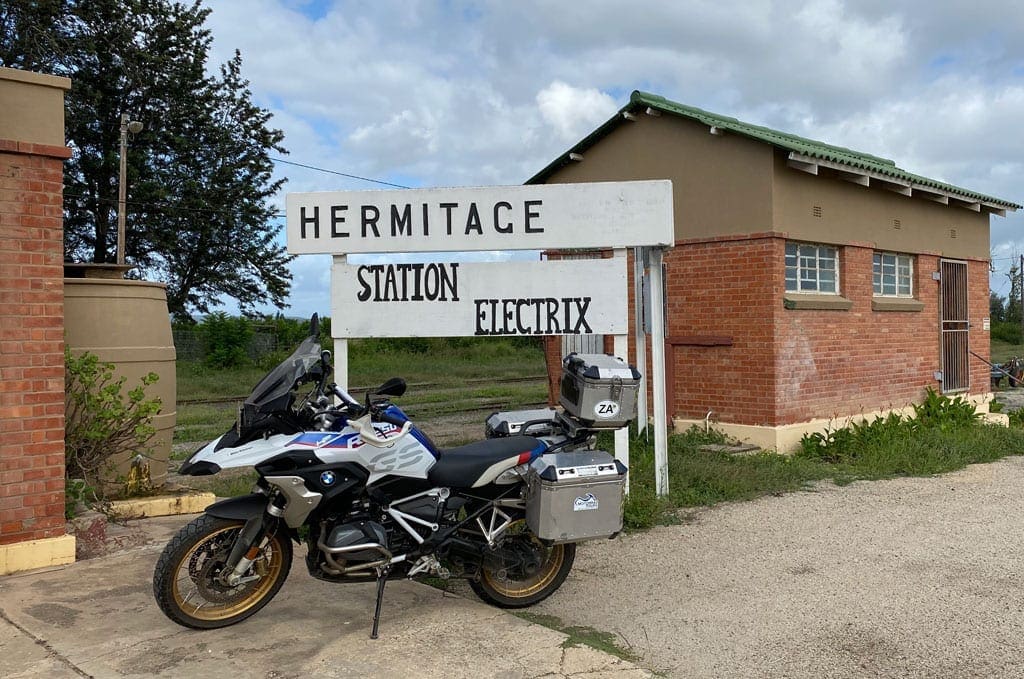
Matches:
[[154, 515, 292, 629], [470, 520, 576, 608]]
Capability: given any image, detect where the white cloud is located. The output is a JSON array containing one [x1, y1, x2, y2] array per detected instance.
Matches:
[[201, 0, 1024, 317], [536, 81, 618, 142]]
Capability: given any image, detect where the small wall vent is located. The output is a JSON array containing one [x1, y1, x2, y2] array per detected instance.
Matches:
[[950, 228, 957, 239], [893, 219, 901, 230], [812, 205, 822, 218]]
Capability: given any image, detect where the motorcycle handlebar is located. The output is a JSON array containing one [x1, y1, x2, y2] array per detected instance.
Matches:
[[330, 384, 361, 408], [376, 410, 407, 428]]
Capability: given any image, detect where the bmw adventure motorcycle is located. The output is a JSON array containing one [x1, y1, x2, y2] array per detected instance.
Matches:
[[153, 315, 630, 637]]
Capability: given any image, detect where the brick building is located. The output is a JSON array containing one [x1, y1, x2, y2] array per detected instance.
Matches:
[[0, 67, 75, 572], [532, 91, 1019, 451]]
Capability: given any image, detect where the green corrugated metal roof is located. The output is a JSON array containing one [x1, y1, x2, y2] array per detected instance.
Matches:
[[528, 90, 1020, 210]]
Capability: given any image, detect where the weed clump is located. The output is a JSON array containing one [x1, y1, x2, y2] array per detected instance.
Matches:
[[622, 390, 1024, 530]]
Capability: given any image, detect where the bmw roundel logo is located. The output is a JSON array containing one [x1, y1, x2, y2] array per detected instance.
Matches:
[[320, 471, 336, 486]]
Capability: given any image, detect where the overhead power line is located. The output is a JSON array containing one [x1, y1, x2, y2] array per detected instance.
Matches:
[[271, 157, 410, 189], [64, 192, 287, 220], [62, 156, 409, 220]]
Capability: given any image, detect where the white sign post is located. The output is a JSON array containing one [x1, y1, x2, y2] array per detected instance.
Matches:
[[287, 180, 674, 496], [633, 247, 648, 435], [648, 247, 669, 496]]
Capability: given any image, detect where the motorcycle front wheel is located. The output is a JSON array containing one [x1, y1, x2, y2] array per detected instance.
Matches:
[[469, 520, 576, 608], [153, 514, 292, 629]]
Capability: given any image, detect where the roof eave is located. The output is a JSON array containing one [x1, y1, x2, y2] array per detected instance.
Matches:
[[527, 90, 1021, 214], [526, 104, 641, 185], [787, 152, 1020, 214]]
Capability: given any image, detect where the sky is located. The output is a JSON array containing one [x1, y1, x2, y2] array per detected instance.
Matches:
[[202, 0, 1024, 317]]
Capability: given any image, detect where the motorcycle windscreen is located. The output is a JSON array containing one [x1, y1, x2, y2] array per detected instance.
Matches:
[[244, 335, 322, 414]]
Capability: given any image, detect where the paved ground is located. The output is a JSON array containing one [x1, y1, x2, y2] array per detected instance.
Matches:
[[528, 455, 1024, 678], [0, 515, 648, 679], [9, 454, 1024, 677]]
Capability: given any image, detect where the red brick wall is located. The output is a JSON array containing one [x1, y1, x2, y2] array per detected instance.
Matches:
[[0, 141, 68, 544], [775, 246, 931, 423], [543, 236, 991, 428], [663, 238, 780, 425], [544, 335, 560, 405]]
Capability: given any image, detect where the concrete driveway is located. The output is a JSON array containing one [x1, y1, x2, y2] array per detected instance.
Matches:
[[0, 516, 647, 679]]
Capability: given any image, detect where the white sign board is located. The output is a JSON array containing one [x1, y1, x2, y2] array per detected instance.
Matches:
[[286, 180, 673, 254], [330, 258, 627, 338]]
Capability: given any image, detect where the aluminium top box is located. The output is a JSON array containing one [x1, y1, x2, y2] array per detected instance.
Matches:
[[559, 353, 640, 429]]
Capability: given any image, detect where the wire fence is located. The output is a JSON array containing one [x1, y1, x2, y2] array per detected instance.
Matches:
[[173, 330, 280, 362]]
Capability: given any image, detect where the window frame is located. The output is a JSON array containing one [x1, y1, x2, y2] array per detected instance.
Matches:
[[872, 251, 914, 298], [785, 242, 840, 295]]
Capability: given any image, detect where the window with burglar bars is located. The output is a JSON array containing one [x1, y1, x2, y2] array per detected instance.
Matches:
[[785, 242, 838, 294], [873, 252, 913, 297]]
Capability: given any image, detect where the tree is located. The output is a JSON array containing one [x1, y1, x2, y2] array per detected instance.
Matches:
[[0, 1, 66, 70], [1006, 263, 1022, 326], [990, 291, 1006, 323], [0, 0, 292, 319]]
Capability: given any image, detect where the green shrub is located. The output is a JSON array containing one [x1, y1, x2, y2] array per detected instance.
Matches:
[[799, 411, 909, 463], [255, 313, 326, 348], [199, 312, 253, 368], [991, 321, 1022, 345], [65, 348, 162, 513], [797, 389, 982, 467], [254, 347, 292, 371], [1008, 409, 1024, 428], [911, 387, 980, 431]]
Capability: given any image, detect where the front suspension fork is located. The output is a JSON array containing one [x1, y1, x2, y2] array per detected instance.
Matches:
[[221, 513, 278, 586]]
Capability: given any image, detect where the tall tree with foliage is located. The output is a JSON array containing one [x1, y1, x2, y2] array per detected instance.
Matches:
[[1006, 263, 1022, 326], [0, 0, 292, 319], [990, 290, 1006, 323]]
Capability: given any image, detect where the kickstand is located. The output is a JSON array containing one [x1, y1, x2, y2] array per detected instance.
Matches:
[[370, 568, 388, 639]]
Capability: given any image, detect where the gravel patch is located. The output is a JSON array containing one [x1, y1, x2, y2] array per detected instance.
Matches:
[[994, 388, 1024, 412], [528, 457, 1024, 678]]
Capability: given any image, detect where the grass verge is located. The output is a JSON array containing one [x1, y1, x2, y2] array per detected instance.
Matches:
[[616, 428, 831, 529], [991, 338, 1024, 365], [177, 336, 545, 401], [618, 421, 1024, 530], [174, 337, 546, 448], [513, 612, 642, 665]]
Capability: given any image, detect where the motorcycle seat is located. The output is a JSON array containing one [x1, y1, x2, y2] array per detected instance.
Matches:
[[428, 436, 545, 488]]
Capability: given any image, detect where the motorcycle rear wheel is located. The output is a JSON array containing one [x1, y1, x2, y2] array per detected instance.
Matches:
[[153, 514, 292, 629], [469, 521, 576, 608]]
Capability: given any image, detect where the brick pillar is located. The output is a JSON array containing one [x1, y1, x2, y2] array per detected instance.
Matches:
[[0, 67, 74, 573]]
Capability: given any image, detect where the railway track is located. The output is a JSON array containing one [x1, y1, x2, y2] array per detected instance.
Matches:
[[178, 374, 548, 406], [403, 399, 550, 419]]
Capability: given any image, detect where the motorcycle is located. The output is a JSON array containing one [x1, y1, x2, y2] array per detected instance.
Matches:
[[153, 315, 630, 638]]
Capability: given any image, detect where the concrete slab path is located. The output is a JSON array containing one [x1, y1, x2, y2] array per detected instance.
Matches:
[[0, 515, 649, 679]]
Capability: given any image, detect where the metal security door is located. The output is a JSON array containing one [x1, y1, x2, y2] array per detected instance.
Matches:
[[939, 259, 969, 392]]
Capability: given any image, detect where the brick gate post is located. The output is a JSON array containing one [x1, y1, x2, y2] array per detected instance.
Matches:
[[0, 67, 75, 573]]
